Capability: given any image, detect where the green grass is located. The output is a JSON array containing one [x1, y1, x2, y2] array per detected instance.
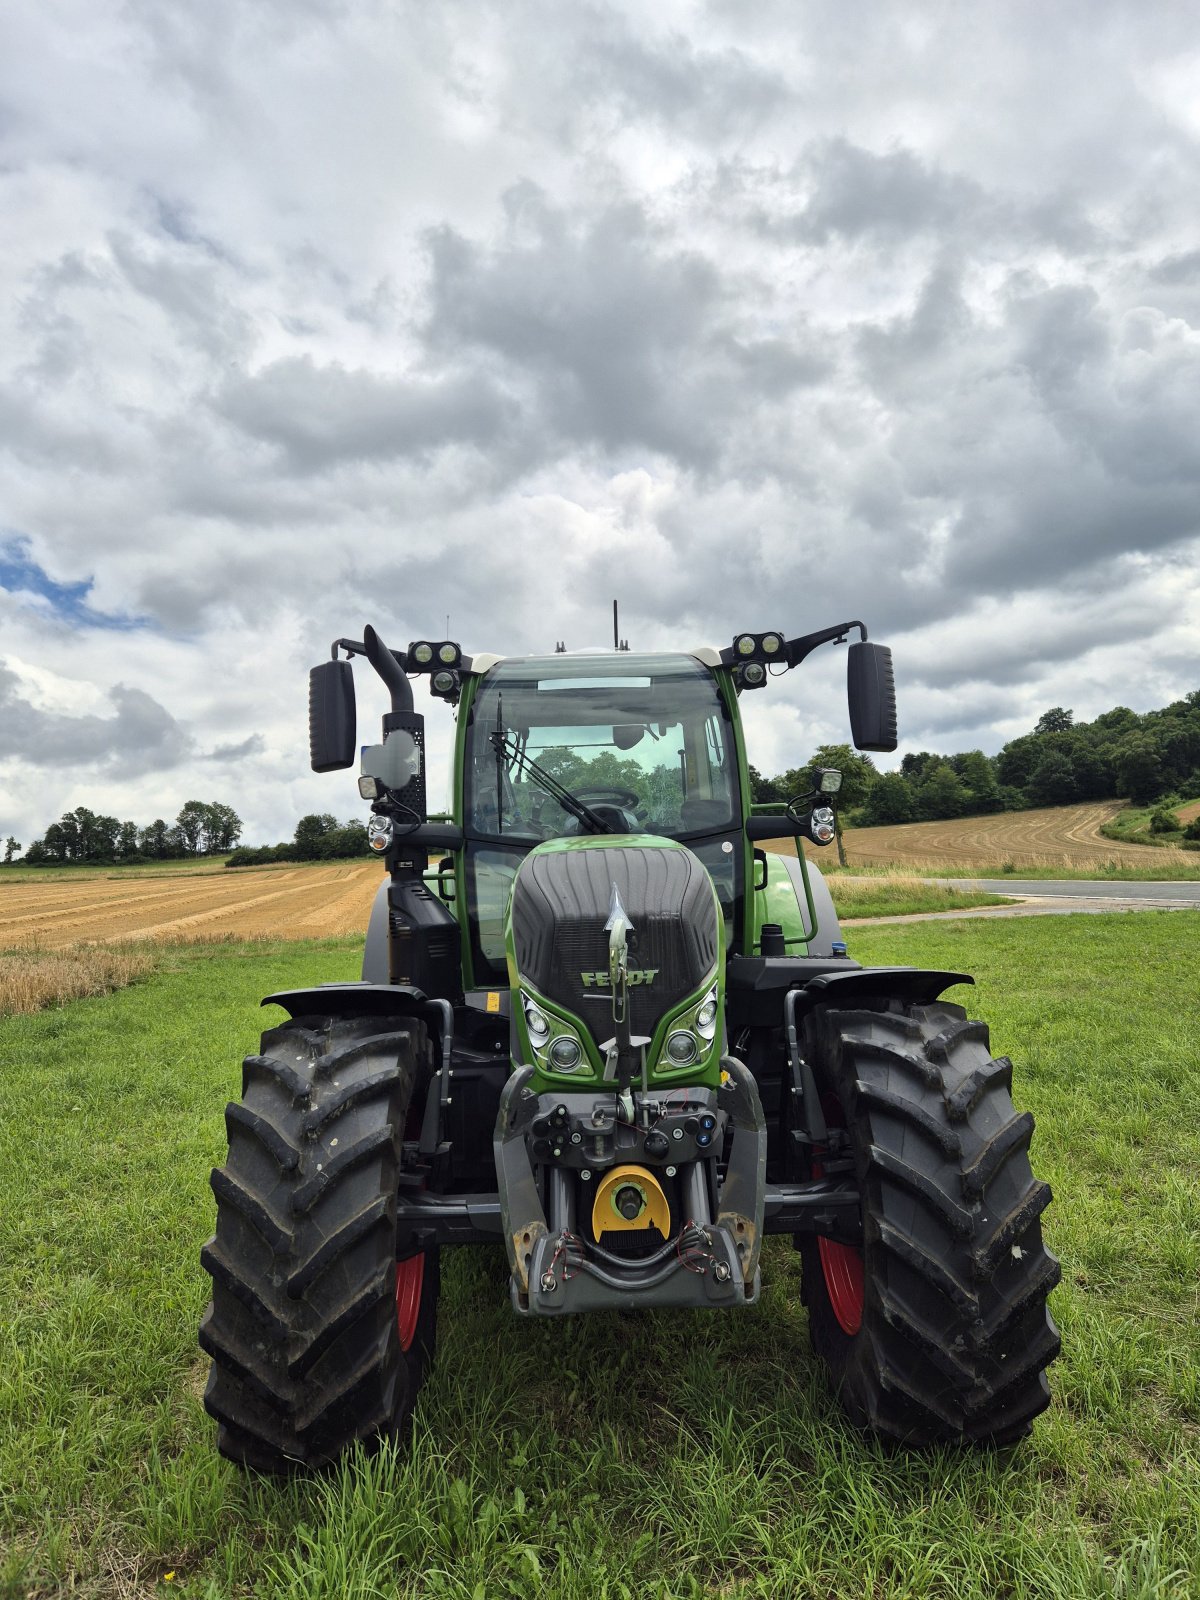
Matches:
[[824, 873, 1010, 919], [2, 918, 1199, 1598], [1099, 805, 1197, 852]]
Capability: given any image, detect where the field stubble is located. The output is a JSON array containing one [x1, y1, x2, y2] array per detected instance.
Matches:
[[837, 800, 1197, 869], [0, 859, 384, 950]]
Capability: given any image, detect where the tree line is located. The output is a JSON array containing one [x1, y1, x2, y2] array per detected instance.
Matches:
[[751, 690, 1200, 828], [224, 813, 371, 867], [7, 800, 244, 866]]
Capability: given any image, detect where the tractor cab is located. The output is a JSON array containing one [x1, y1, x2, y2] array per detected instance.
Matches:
[[459, 651, 744, 987]]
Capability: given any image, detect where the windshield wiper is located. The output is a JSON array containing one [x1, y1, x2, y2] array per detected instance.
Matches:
[[489, 731, 614, 835]]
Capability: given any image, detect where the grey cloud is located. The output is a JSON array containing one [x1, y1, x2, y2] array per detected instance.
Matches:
[[0, 667, 192, 772], [423, 190, 828, 467], [744, 139, 1098, 255], [214, 356, 515, 470], [570, 21, 791, 138], [795, 140, 986, 244], [207, 732, 265, 760], [1147, 249, 1200, 286]]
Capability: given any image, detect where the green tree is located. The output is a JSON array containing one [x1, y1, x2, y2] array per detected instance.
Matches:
[[1025, 748, 1078, 807], [1114, 737, 1164, 805], [862, 771, 915, 825], [951, 750, 1000, 811], [900, 751, 940, 783], [747, 765, 784, 804], [117, 821, 139, 859], [202, 801, 243, 852], [1149, 808, 1180, 835], [996, 734, 1041, 789], [94, 814, 120, 860], [139, 819, 172, 858], [915, 763, 970, 820], [175, 800, 208, 854], [294, 813, 339, 859], [3, 837, 19, 864], [1035, 707, 1074, 735], [42, 821, 71, 862]]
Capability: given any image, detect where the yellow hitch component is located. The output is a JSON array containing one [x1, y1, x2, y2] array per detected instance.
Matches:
[[592, 1165, 671, 1236]]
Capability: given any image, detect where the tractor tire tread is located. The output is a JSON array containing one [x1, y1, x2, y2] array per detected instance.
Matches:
[[200, 1013, 438, 1473], [800, 1000, 1059, 1446]]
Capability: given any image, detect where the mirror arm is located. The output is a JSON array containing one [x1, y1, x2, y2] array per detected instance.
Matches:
[[783, 619, 867, 670]]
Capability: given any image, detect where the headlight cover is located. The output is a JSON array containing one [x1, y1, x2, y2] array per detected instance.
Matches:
[[653, 977, 720, 1075], [520, 990, 591, 1077]]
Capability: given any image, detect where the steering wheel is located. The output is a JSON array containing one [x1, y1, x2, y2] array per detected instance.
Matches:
[[574, 786, 641, 808]]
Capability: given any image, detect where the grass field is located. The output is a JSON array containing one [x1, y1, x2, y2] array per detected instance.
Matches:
[[2, 914, 1198, 1599], [822, 874, 1010, 919]]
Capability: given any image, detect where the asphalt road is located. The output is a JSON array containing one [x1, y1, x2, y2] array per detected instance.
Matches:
[[847, 877, 1200, 924], [954, 879, 1200, 907]]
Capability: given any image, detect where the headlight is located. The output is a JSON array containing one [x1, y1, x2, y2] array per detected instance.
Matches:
[[548, 1036, 582, 1071], [665, 1030, 699, 1066], [524, 1002, 550, 1044], [411, 642, 433, 665], [367, 815, 393, 852], [695, 987, 718, 1040]]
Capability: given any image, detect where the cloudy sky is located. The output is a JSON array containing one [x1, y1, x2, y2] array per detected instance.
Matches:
[[2, 0, 1198, 846]]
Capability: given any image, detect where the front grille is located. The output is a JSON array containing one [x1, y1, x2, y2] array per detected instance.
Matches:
[[511, 842, 718, 1048]]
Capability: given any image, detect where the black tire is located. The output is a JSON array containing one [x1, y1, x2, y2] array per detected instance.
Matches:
[[199, 1013, 440, 1472], [799, 1001, 1060, 1446]]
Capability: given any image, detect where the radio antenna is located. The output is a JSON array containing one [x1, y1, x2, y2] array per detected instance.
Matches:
[[613, 599, 618, 651]]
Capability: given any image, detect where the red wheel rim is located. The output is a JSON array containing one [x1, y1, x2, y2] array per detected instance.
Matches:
[[395, 1254, 424, 1352], [817, 1235, 865, 1336], [813, 1095, 865, 1336]]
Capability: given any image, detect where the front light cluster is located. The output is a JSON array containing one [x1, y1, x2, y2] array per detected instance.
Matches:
[[367, 815, 393, 853], [521, 992, 590, 1076], [656, 980, 720, 1075], [809, 806, 836, 846]]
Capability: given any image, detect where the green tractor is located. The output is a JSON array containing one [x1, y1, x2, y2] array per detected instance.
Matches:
[[200, 618, 1060, 1470]]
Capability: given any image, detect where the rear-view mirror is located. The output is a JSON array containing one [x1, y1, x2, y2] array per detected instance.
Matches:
[[309, 660, 356, 772], [847, 642, 897, 752]]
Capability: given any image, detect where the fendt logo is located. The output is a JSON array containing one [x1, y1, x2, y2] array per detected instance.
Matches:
[[580, 969, 660, 987]]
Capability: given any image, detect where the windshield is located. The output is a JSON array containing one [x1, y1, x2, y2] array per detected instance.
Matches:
[[465, 653, 739, 841]]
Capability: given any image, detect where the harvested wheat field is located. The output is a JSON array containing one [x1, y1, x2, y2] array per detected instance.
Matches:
[[840, 799, 1195, 869], [769, 799, 1197, 870], [0, 860, 384, 949]]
